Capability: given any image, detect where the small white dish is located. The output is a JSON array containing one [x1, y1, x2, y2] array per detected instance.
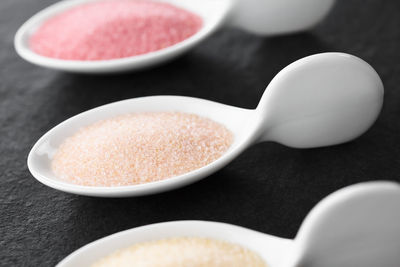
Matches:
[[27, 53, 384, 197], [14, 0, 335, 73], [56, 181, 400, 267]]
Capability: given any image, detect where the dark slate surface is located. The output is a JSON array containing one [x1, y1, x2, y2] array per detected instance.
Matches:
[[1, 0, 400, 266]]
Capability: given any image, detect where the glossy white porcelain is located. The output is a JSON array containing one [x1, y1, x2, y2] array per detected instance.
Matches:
[[14, 0, 335, 73], [27, 53, 384, 197], [56, 181, 400, 267]]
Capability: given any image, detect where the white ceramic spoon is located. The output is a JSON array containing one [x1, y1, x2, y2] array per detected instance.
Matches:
[[56, 181, 400, 267], [14, 0, 335, 73], [27, 53, 384, 197]]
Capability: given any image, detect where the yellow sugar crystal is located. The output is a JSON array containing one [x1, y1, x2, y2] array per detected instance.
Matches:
[[91, 237, 268, 267]]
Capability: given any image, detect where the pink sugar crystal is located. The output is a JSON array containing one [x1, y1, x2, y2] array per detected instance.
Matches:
[[52, 112, 233, 187], [30, 0, 203, 60]]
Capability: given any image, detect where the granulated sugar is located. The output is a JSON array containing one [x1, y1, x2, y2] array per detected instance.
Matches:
[[91, 237, 268, 267], [30, 0, 202, 60], [52, 112, 233, 186]]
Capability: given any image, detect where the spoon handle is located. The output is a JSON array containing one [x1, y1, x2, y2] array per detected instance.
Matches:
[[256, 53, 384, 148], [291, 181, 400, 267], [225, 0, 335, 35]]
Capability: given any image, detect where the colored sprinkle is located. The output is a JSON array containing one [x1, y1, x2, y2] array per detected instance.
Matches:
[[30, 0, 202, 60], [52, 112, 233, 186], [91, 237, 268, 267]]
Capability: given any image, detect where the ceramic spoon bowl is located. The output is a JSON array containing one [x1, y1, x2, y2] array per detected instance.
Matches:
[[56, 181, 400, 267], [14, 0, 335, 73], [27, 53, 383, 197]]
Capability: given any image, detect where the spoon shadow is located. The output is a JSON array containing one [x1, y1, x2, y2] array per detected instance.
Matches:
[[37, 52, 257, 124]]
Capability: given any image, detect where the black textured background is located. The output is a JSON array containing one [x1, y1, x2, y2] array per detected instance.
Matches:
[[1, 0, 400, 266]]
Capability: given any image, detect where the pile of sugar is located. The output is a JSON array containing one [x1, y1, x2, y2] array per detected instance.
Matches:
[[91, 237, 268, 267], [52, 112, 233, 186], [30, 0, 202, 60]]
